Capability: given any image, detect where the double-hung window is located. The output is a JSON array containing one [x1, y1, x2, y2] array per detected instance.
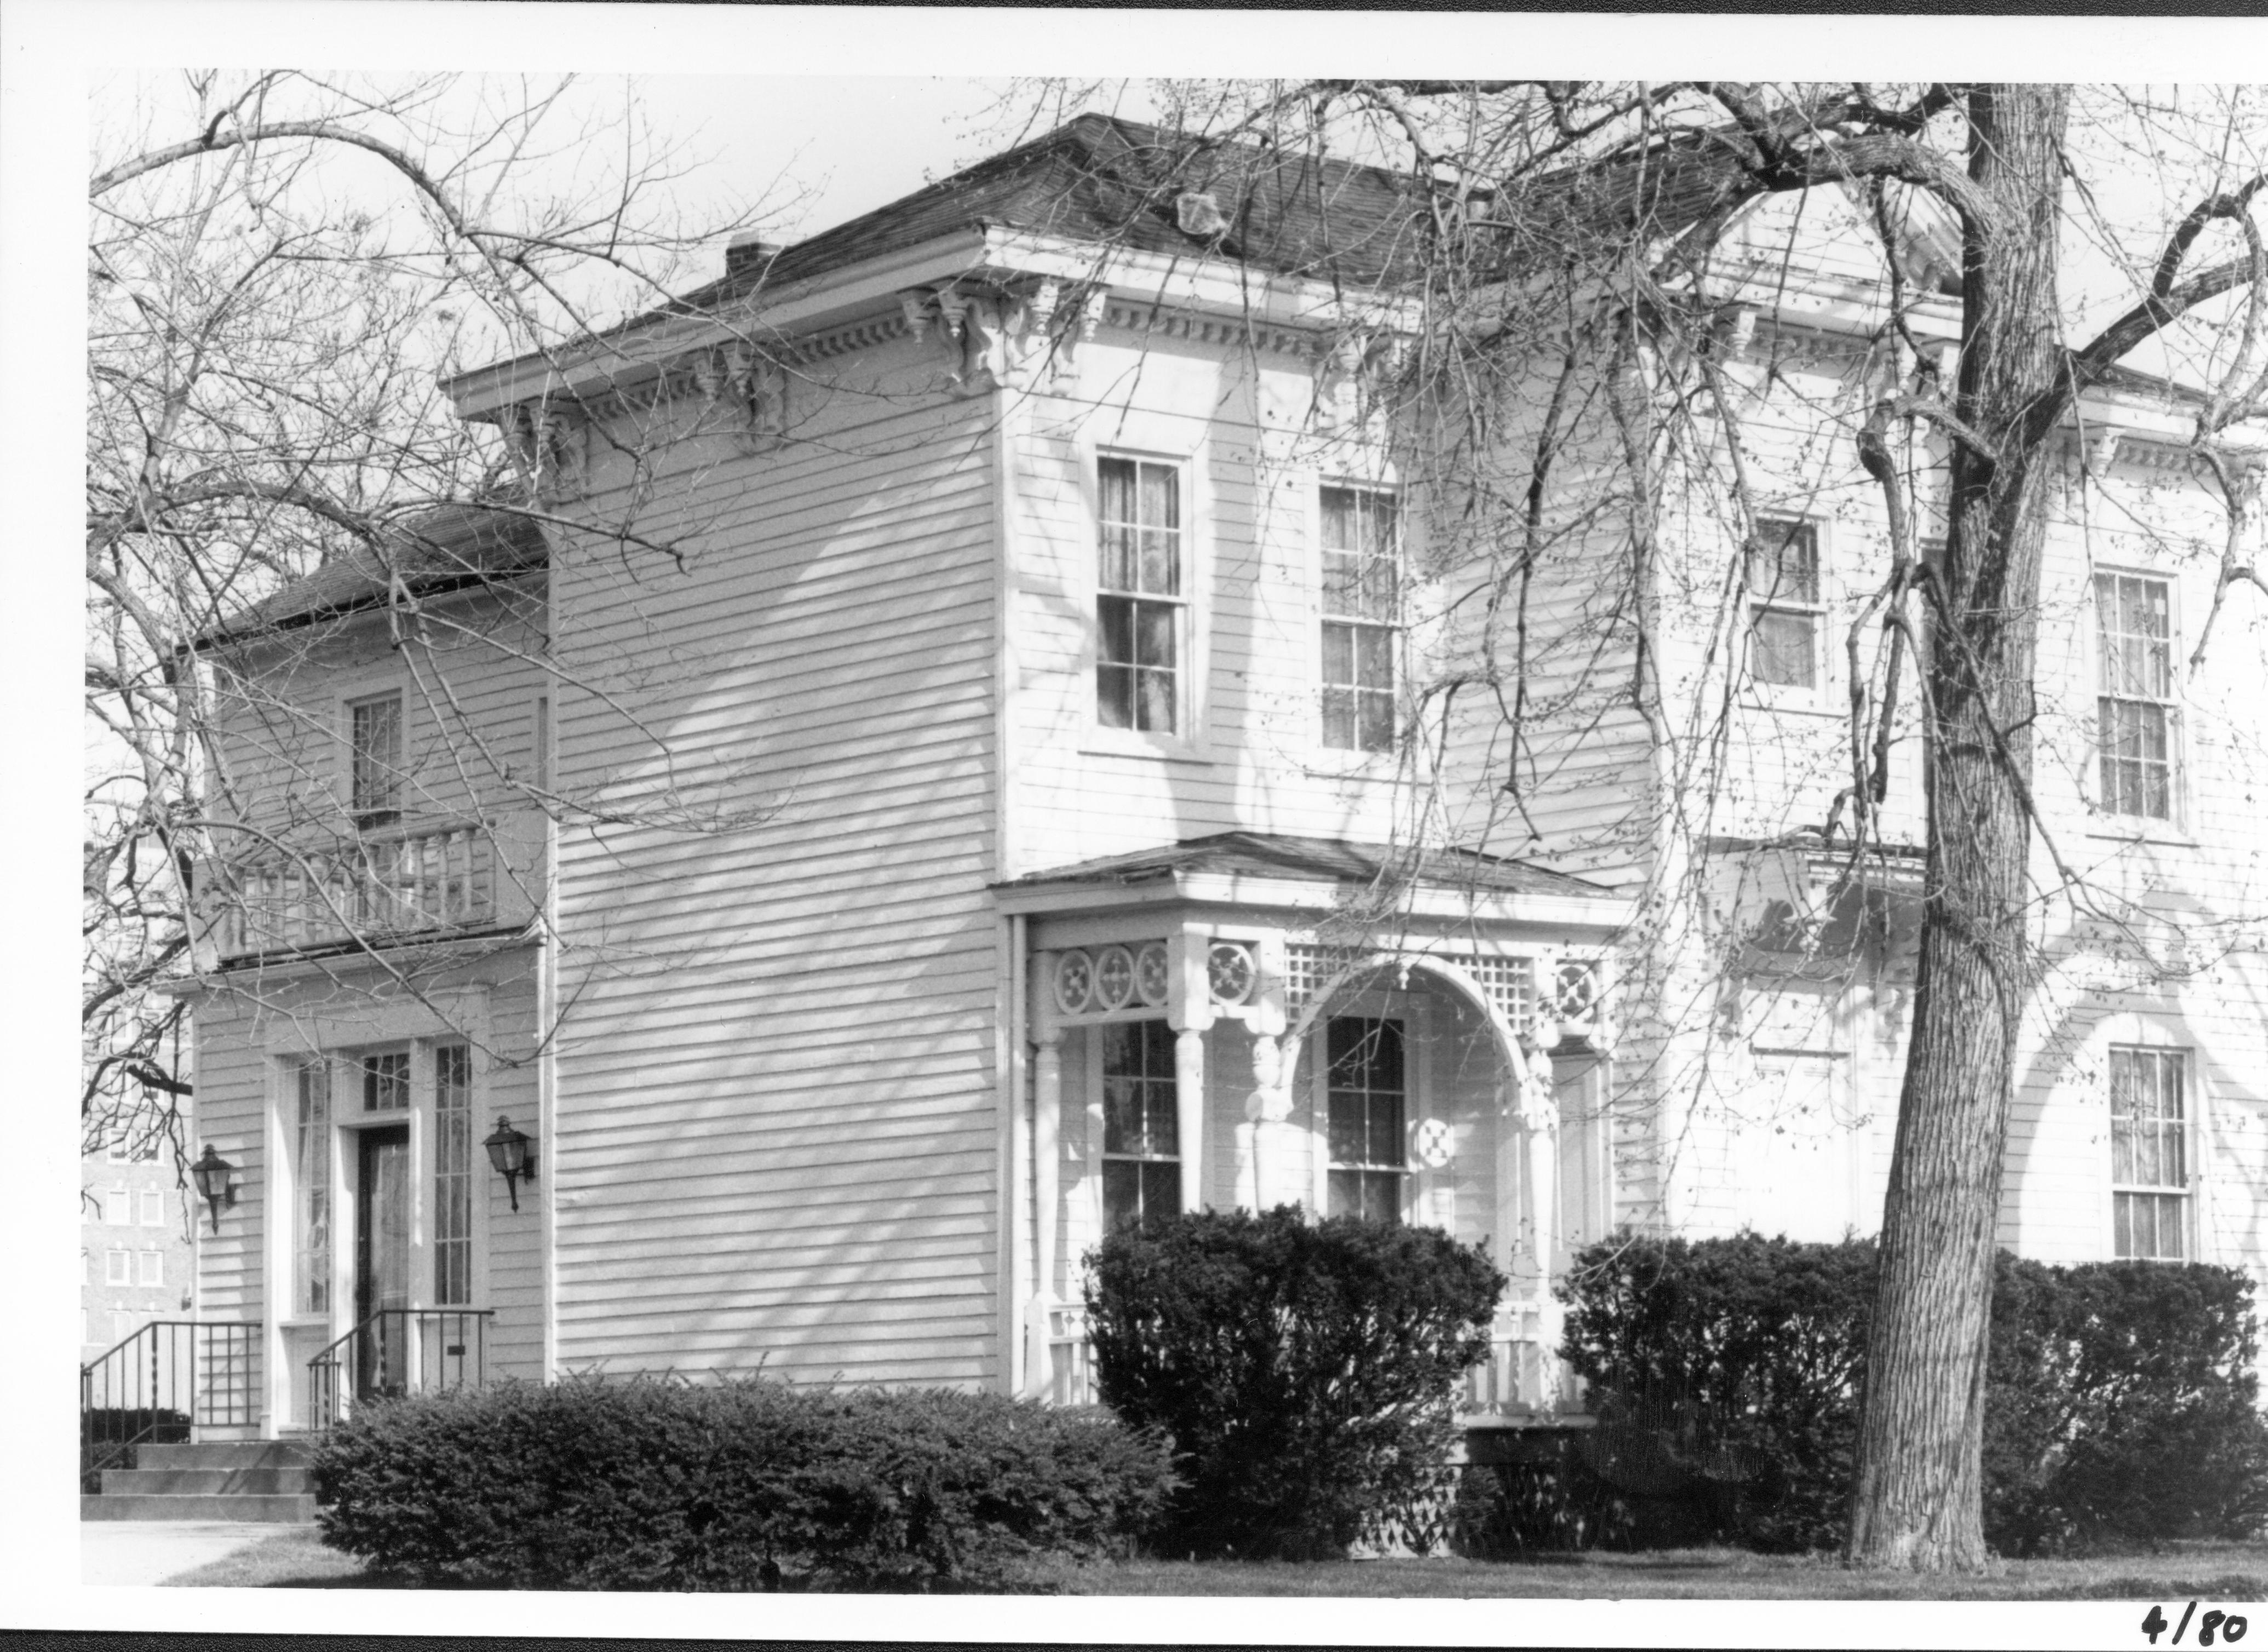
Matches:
[[2111, 1046, 2189, 1260], [138, 1251, 163, 1287], [1746, 519, 1824, 691], [1320, 487, 1400, 752], [1100, 1020, 1179, 1230], [105, 1249, 130, 1286], [2095, 572, 2178, 821], [349, 692, 404, 830], [103, 1185, 130, 1226], [139, 1189, 163, 1226], [1327, 1017, 1406, 1222], [1096, 457, 1183, 735]]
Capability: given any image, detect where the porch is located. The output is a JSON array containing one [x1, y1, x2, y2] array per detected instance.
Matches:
[[994, 831, 1634, 1424]]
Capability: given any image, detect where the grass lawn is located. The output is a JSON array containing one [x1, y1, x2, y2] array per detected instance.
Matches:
[[166, 1530, 2268, 1598]]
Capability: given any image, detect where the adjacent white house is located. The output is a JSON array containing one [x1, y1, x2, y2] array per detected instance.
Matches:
[[169, 116, 2268, 1441]]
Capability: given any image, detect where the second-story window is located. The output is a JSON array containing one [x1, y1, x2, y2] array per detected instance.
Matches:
[[1746, 519, 1823, 690], [349, 692, 404, 829], [1320, 487, 1399, 752], [2095, 572, 2178, 821], [1096, 457, 1182, 735]]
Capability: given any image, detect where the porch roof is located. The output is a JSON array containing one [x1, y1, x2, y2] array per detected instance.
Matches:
[[998, 831, 1615, 902]]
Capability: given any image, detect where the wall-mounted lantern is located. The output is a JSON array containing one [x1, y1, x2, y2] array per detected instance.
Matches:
[[189, 1145, 238, 1234], [483, 1115, 537, 1212]]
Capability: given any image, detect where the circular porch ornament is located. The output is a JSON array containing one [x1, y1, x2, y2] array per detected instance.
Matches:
[[1134, 941, 1170, 1006], [1206, 941, 1255, 1006], [1093, 945, 1136, 1011], [1052, 949, 1094, 1016], [1553, 961, 1599, 1020], [1411, 1118, 1454, 1169]]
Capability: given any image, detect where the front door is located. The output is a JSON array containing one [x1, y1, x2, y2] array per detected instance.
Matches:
[[354, 1125, 411, 1398]]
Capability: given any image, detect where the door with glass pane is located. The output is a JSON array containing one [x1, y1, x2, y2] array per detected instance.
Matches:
[[354, 1125, 411, 1398]]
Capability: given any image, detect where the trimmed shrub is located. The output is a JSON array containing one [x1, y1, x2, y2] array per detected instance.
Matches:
[[1559, 1232, 1876, 1552], [1530, 1234, 2268, 1557], [1986, 1256, 2268, 1555], [1084, 1205, 1505, 1559], [310, 1375, 1175, 1591]]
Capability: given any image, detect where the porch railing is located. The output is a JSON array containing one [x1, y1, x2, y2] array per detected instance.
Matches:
[[306, 1307, 493, 1430], [1461, 1302, 1582, 1418], [80, 1321, 260, 1491], [1035, 1299, 1579, 1418], [1043, 1301, 1094, 1407], [213, 821, 494, 957]]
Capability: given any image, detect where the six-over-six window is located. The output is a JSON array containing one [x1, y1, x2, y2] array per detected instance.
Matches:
[[2111, 1046, 2189, 1260], [1320, 486, 1400, 752], [1095, 457, 1183, 735], [2095, 571, 2178, 820]]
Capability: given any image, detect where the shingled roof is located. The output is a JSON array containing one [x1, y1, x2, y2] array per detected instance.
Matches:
[[1002, 830, 1614, 901], [681, 113, 1428, 313], [194, 502, 547, 650]]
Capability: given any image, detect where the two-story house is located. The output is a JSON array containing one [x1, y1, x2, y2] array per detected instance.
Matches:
[[171, 114, 2268, 1443]]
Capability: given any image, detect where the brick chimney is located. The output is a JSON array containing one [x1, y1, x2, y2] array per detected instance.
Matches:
[[725, 229, 778, 280]]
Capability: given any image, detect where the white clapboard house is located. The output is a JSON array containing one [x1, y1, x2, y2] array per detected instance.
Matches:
[[160, 115, 2267, 1449]]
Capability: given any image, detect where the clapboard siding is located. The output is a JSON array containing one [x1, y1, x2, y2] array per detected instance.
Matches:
[[543, 337, 1003, 1387]]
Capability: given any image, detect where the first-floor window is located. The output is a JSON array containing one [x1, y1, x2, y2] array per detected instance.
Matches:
[[294, 1058, 331, 1315], [2111, 1046, 2189, 1260], [1101, 1020, 1179, 1230], [1327, 1017, 1406, 1222], [434, 1045, 473, 1304]]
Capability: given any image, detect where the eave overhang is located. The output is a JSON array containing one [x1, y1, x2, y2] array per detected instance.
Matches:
[[991, 866, 1635, 933], [443, 226, 1420, 423]]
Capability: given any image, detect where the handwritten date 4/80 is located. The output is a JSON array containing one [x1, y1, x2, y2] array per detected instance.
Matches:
[[2144, 1602, 2249, 1645]]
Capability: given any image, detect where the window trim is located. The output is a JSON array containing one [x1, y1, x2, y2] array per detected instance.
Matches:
[[1316, 483, 1404, 757], [2088, 567, 2186, 829], [1081, 442, 1211, 761], [1742, 515, 1830, 708], [2108, 1041, 2196, 1263]]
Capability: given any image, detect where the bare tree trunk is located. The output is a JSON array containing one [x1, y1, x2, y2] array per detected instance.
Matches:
[[1845, 84, 2070, 1573]]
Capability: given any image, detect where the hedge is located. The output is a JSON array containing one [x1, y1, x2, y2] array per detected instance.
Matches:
[[1463, 1234, 2268, 1556], [1086, 1206, 1505, 1559], [311, 1375, 1176, 1591]]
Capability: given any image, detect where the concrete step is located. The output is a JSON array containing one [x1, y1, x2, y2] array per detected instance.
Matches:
[[133, 1440, 312, 1471], [81, 1492, 317, 1523], [100, 1466, 313, 1496]]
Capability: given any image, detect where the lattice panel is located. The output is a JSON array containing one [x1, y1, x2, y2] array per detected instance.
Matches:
[[1282, 944, 1535, 1030], [1459, 953, 1537, 1031]]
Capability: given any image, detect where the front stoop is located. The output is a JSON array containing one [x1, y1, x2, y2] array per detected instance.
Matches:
[[81, 1440, 317, 1522]]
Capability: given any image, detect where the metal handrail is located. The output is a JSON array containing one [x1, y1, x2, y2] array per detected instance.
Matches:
[[80, 1320, 259, 1492], [306, 1306, 493, 1430]]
